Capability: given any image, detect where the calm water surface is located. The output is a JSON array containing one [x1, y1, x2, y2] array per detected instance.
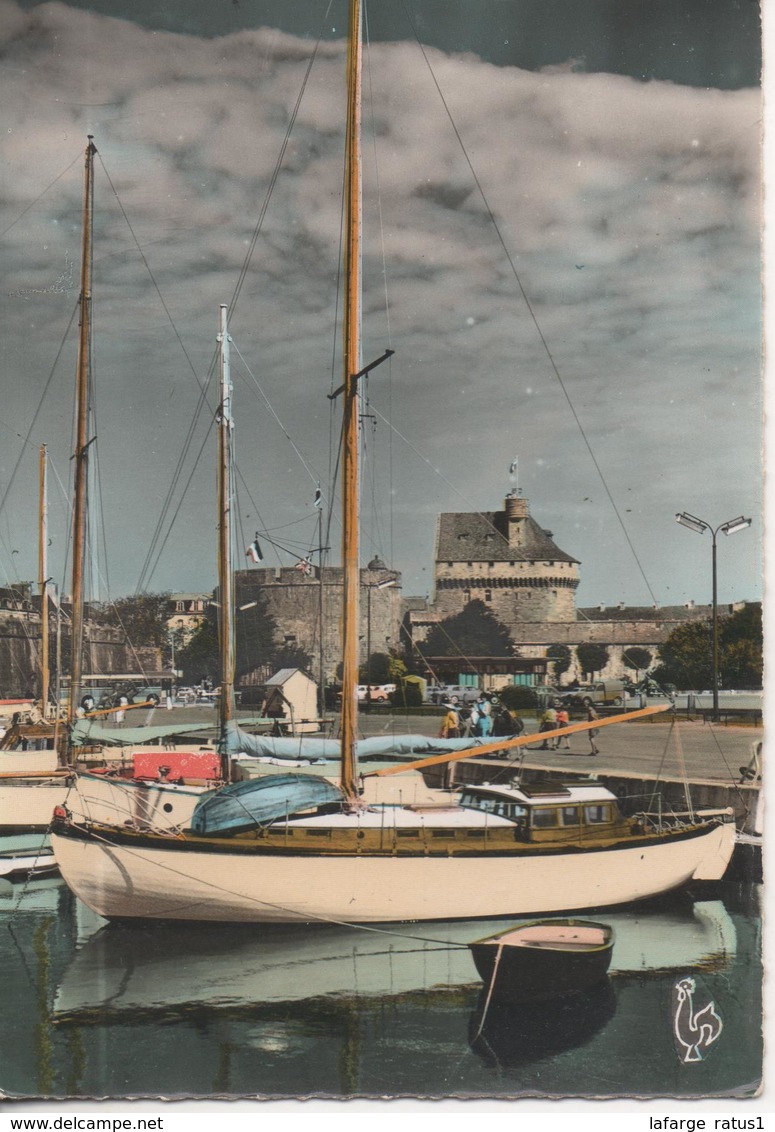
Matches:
[[0, 874, 762, 1100]]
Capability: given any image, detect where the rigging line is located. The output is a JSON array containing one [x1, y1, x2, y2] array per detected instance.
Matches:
[[0, 301, 79, 525], [230, 341, 324, 488], [399, 2, 658, 606], [95, 156, 220, 595], [135, 377, 214, 595], [141, 417, 217, 593], [228, 0, 335, 317], [96, 156, 210, 400], [0, 151, 82, 239]]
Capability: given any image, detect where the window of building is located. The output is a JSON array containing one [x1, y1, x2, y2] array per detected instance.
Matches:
[[484, 590, 492, 602], [463, 590, 471, 602]]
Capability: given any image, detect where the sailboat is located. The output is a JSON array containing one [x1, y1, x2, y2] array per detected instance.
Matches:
[[0, 141, 220, 837], [50, 0, 735, 923]]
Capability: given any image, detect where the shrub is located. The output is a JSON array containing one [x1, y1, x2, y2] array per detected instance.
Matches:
[[495, 684, 537, 711]]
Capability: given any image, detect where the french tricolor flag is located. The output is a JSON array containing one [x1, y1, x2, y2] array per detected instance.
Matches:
[[245, 536, 263, 564]]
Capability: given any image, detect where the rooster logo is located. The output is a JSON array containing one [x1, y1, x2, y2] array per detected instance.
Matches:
[[672, 976, 724, 1063]]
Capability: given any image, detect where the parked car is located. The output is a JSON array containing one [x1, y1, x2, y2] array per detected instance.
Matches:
[[428, 684, 481, 706], [356, 684, 395, 703], [561, 680, 627, 708]]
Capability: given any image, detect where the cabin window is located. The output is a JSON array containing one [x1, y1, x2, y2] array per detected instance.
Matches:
[[531, 808, 559, 829], [305, 829, 331, 837], [431, 830, 455, 838], [560, 806, 580, 826], [269, 828, 294, 836], [466, 830, 486, 838], [397, 829, 418, 838], [584, 805, 612, 825]]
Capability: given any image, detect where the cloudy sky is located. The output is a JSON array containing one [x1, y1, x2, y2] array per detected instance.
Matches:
[[0, 0, 762, 610]]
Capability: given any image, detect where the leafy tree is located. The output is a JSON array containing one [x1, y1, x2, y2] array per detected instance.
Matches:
[[422, 600, 513, 658], [651, 621, 712, 690], [576, 643, 610, 679], [623, 647, 652, 676], [496, 684, 537, 711], [653, 605, 762, 690], [93, 592, 172, 655], [176, 616, 220, 685], [359, 651, 392, 684], [546, 644, 571, 680]]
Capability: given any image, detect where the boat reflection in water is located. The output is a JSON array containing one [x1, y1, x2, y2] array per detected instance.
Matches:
[[0, 879, 758, 1098], [53, 896, 736, 1024], [469, 978, 618, 1069]]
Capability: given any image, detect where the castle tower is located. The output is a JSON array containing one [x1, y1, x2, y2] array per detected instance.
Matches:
[[432, 492, 579, 623]]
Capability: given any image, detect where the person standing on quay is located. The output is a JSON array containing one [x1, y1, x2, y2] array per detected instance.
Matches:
[[586, 703, 600, 756], [553, 705, 571, 750]]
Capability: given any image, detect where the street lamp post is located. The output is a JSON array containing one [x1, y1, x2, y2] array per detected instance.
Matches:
[[675, 512, 752, 720]]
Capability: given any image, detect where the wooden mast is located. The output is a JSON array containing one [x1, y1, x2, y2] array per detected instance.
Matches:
[[38, 444, 49, 717], [339, 0, 364, 804], [68, 136, 96, 724], [217, 303, 235, 778]]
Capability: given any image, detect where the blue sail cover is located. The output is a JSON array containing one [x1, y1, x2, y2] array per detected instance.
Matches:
[[224, 719, 481, 762], [190, 773, 345, 835]]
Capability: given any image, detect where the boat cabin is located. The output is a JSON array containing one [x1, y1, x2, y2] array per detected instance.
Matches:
[[457, 781, 626, 843]]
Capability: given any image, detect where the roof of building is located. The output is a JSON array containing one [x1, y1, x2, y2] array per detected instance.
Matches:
[[436, 510, 578, 564], [266, 668, 312, 686]]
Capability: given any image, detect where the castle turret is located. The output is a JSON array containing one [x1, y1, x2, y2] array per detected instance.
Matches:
[[431, 493, 580, 624]]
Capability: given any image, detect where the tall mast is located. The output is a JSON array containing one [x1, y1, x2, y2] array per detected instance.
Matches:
[[68, 136, 96, 723], [340, 0, 364, 804], [38, 444, 49, 717], [217, 303, 235, 777]]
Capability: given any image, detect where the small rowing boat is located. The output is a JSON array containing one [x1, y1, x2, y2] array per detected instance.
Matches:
[[469, 918, 614, 1004]]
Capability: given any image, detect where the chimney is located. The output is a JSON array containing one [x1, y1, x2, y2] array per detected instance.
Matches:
[[684, 600, 694, 609], [617, 601, 625, 611], [599, 603, 606, 612]]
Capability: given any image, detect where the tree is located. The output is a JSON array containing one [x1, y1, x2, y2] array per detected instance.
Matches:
[[546, 644, 571, 680], [651, 621, 712, 690], [652, 605, 762, 691], [359, 651, 392, 684], [176, 616, 220, 686], [93, 592, 172, 656], [421, 600, 513, 658], [576, 643, 610, 679], [623, 647, 652, 676]]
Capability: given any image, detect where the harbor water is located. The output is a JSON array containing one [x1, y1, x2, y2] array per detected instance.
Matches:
[[0, 873, 762, 1100]]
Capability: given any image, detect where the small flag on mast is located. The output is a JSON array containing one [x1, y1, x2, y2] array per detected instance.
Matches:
[[314, 486, 322, 510], [295, 558, 319, 579], [245, 535, 263, 564]]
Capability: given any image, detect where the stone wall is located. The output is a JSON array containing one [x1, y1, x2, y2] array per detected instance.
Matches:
[[235, 565, 403, 686], [0, 611, 138, 698]]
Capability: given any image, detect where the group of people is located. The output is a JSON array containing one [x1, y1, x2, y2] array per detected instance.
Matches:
[[438, 694, 524, 740], [537, 701, 600, 755], [437, 693, 600, 755]]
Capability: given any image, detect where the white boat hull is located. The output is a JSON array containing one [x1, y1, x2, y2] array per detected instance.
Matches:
[[0, 771, 204, 833], [0, 776, 69, 832], [51, 819, 735, 924]]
